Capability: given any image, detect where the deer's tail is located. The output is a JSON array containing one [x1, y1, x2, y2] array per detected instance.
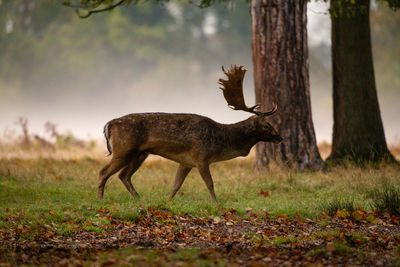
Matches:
[[103, 122, 112, 156]]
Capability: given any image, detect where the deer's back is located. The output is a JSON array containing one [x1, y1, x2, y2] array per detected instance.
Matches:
[[108, 113, 227, 164], [112, 112, 222, 139]]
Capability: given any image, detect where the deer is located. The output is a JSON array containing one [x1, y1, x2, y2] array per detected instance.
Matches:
[[98, 65, 282, 201]]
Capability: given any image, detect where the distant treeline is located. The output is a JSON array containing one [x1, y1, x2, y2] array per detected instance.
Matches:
[[0, 2, 398, 96], [0, 1, 255, 94]]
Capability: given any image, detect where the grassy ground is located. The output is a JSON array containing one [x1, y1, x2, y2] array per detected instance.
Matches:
[[1, 153, 400, 265], [1, 156, 399, 220]]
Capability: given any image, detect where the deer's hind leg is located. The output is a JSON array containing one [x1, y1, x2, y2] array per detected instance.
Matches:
[[118, 152, 148, 197], [98, 155, 130, 199]]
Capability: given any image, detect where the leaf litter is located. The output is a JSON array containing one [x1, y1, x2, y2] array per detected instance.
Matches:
[[1, 206, 400, 266]]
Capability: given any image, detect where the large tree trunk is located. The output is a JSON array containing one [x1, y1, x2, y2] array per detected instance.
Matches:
[[328, 0, 395, 163], [250, 0, 323, 170]]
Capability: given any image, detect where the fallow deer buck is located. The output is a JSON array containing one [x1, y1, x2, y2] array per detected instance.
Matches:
[[98, 65, 282, 201]]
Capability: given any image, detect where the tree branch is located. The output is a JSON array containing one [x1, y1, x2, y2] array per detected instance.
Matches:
[[59, 0, 106, 10], [75, 0, 127, 19]]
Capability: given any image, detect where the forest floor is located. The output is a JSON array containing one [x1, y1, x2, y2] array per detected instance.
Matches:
[[0, 151, 400, 266]]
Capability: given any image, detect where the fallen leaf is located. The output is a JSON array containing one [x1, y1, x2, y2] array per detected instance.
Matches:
[[352, 210, 364, 220], [336, 209, 350, 219], [259, 189, 270, 197], [345, 222, 353, 229], [246, 207, 252, 215], [212, 216, 222, 224], [277, 214, 288, 220], [325, 234, 334, 241], [326, 242, 335, 252], [49, 210, 57, 216]]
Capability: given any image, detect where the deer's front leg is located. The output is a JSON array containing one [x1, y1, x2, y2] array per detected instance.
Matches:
[[169, 164, 192, 199], [197, 163, 216, 201]]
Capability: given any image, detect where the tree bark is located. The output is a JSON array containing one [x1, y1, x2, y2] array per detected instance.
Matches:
[[250, 0, 323, 170], [328, 0, 395, 163]]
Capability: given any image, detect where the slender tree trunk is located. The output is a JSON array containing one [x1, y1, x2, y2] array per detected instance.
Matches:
[[328, 0, 395, 163], [250, 0, 323, 170]]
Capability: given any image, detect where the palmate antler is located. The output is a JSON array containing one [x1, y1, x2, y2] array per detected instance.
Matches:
[[218, 65, 277, 116]]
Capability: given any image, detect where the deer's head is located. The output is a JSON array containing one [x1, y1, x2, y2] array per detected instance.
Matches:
[[218, 65, 282, 144], [254, 115, 283, 143]]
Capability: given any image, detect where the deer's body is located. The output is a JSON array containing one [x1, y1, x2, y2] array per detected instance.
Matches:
[[106, 113, 258, 167], [98, 65, 282, 201]]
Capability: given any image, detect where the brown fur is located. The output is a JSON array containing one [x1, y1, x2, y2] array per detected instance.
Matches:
[[98, 112, 282, 201]]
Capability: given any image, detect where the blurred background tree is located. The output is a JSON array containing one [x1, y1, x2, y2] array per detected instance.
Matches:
[[328, 0, 398, 163], [0, 1, 253, 105]]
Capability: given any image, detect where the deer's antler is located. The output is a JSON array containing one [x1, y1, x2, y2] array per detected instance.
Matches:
[[218, 65, 277, 116], [218, 65, 258, 115]]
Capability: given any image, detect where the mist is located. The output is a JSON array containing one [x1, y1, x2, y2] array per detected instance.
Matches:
[[0, 1, 398, 144]]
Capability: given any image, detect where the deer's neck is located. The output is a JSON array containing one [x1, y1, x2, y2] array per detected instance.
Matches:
[[223, 119, 258, 155]]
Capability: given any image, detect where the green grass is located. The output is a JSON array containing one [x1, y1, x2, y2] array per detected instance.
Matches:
[[0, 157, 399, 225], [333, 242, 352, 253], [270, 235, 297, 245], [368, 186, 400, 215], [84, 247, 226, 266], [319, 197, 356, 215]]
